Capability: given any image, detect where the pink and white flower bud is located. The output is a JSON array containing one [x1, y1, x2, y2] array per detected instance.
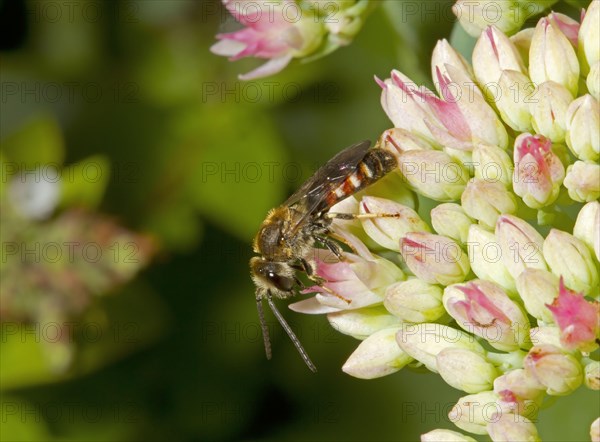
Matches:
[[327, 305, 401, 340], [431, 39, 475, 88], [573, 201, 600, 262], [396, 323, 485, 373], [493, 368, 545, 416], [359, 197, 430, 252], [377, 71, 441, 146], [592, 417, 600, 442], [588, 62, 600, 101], [529, 81, 573, 143], [377, 128, 435, 161], [565, 94, 600, 162], [585, 361, 600, 391], [421, 429, 476, 442], [543, 229, 599, 295], [448, 391, 503, 435], [530, 17, 580, 96], [524, 344, 583, 395], [472, 144, 514, 187], [398, 150, 469, 202], [461, 179, 517, 229], [487, 413, 541, 442], [443, 280, 530, 351], [436, 347, 498, 393], [564, 161, 600, 202], [342, 326, 413, 379], [516, 269, 558, 323], [495, 70, 534, 132], [384, 279, 445, 323], [529, 325, 563, 348], [211, 0, 324, 80], [546, 278, 600, 352], [513, 133, 565, 209], [467, 225, 516, 292], [579, 0, 600, 74], [473, 26, 526, 87], [431, 203, 473, 245], [400, 232, 470, 286], [496, 214, 547, 279]]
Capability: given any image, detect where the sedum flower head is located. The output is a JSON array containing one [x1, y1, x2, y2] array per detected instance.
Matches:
[[290, 4, 600, 440]]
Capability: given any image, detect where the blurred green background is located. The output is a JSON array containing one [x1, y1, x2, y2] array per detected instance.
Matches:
[[1, 0, 597, 441]]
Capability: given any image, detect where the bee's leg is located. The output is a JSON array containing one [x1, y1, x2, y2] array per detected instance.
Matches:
[[326, 212, 401, 220], [316, 236, 344, 260]]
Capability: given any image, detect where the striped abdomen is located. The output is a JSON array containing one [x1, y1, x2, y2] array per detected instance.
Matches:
[[324, 148, 397, 208]]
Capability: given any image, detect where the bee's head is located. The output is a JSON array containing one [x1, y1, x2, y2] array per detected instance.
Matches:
[[250, 257, 296, 296]]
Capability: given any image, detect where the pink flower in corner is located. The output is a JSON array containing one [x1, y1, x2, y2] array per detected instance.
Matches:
[[211, 0, 323, 80], [546, 277, 600, 352]]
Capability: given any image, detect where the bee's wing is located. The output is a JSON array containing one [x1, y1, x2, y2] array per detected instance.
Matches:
[[284, 140, 371, 227]]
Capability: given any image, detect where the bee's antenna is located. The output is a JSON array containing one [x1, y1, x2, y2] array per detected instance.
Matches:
[[256, 297, 272, 360], [265, 291, 317, 373]]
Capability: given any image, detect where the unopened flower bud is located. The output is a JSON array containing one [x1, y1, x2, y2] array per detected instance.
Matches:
[[513, 133, 565, 209], [378, 128, 435, 160], [444, 280, 530, 351], [564, 161, 600, 202], [543, 229, 599, 295], [516, 269, 558, 323], [530, 17, 580, 95], [585, 361, 600, 390], [359, 196, 430, 252], [496, 214, 547, 279], [487, 413, 541, 442], [396, 323, 485, 373], [421, 429, 476, 442], [494, 368, 545, 409], [448, 391, 502, 435], [398, 151, 469, 202], [529, 81, 573, 143], [461, 179, 517, 229], [565, 94, 600, 162], [342, 326, 413, 379], [467, 225, 516, 292], [436, 348, 498, 393], [573, 201, 600, 262], [494, 69, 534, 132], [588, 62, 600, 101], [510, 28, 534, 64], [472, 144, 513, 188], [579, 0, 600, 74], [524, 344, 583, 395], [327, 305, 401, 340], [431, 38, 474, 90], [529, 326, 562, 348], [400, 232, 470, 286], [592, 417, 600, 442], [473, 26, 526, 88], [384, 279, 445, 323], [431, 203, 473, 245]]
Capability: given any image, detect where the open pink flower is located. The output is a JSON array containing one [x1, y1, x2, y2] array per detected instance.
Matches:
[[546, 277, 600, 352], [211, 0, 323, 80]]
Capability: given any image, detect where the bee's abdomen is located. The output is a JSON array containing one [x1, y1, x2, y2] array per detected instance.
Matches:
[[326, 149, 397, 207]]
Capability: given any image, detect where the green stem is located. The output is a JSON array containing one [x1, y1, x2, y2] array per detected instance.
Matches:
[[487, 349, 528, 372]]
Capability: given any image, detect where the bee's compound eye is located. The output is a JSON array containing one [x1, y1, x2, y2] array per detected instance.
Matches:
[[267, 271, 294, 292]]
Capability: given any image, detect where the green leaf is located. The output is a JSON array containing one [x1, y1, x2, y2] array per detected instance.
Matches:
[[0, 114, 65, 169], [59, 155, 111, 210], [0, 395, 51, 441]]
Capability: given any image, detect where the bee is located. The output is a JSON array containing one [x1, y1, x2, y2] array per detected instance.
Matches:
[[250, 139, 398, 372]]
